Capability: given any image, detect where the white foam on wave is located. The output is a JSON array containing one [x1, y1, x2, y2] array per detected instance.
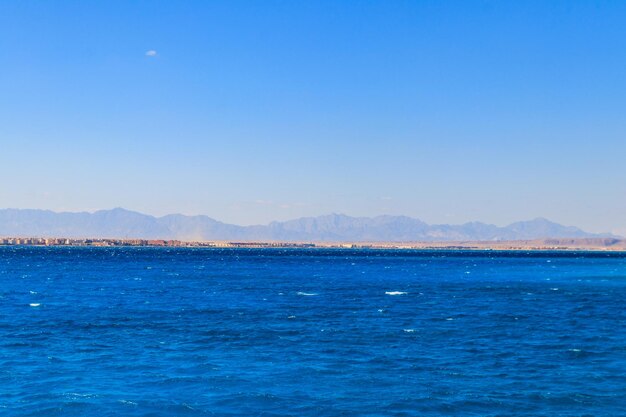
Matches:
[[297, 292, 317, 296], [385, 291, 407, 296], [403, 328, 416, 333], [64, 392, 97, 399], [29, 303, 41, 307]]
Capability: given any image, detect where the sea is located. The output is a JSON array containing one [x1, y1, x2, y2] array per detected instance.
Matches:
[[1, 247, 625, 416]]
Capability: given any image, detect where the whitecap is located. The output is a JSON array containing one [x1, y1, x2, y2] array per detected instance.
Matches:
[[29, 303, 41, 307], [385, 291, 407, 296], [297, 292, 317, 296], [64, 392, 96, 399], [445, 317, 454, 321], [403, 329, 416, 333], [288, 315, 296, 319]]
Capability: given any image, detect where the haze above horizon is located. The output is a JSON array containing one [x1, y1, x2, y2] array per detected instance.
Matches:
[[1, 1, 625, 235]]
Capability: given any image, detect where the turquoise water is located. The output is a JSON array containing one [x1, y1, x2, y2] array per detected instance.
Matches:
[[1, 247, 625, 416]]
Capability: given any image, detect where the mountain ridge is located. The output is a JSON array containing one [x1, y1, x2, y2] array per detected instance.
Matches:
[[0, 208, 615, 242]]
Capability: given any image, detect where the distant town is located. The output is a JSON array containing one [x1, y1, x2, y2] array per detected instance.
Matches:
[[0, 237, 313, 248], [1, 237, 625, 251]]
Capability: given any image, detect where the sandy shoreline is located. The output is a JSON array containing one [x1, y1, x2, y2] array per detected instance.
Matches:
[[1, 237, 625, 251]]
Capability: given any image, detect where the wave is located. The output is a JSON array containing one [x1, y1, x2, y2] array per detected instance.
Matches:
[[385, 291, 407, 296]]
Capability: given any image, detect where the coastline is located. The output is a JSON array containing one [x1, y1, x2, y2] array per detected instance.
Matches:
[[1, 237, 625, 252]]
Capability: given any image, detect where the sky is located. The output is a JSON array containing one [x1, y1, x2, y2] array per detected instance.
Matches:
[[1, 1, 625, 234]]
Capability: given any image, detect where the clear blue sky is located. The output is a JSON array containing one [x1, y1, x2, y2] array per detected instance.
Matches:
[[1, 1, 625, 234]]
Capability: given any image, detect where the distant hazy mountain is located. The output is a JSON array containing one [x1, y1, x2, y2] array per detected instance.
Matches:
[[0, 208, 613, 242]]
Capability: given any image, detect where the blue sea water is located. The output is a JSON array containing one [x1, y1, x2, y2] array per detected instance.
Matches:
[[1, 247, 626, 416]]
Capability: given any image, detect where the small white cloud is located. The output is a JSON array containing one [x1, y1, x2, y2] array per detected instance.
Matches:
[[145, 50, 157, 57], [254, 200, 273, 206]]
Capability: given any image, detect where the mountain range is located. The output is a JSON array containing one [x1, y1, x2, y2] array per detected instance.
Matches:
[[0, 208, 614, 242]]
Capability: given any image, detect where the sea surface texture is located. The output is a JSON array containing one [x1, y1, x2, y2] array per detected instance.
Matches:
[[1, 247, 625, 416]]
